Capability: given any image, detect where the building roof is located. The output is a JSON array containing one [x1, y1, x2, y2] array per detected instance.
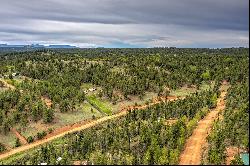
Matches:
[[240, 153, 249, 165]]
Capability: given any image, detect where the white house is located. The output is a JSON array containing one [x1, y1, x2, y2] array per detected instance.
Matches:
[[89, 88, 97, 92], [57, 157, 62, 162]]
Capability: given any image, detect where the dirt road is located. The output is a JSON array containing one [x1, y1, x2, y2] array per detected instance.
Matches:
[[0, 111, 127, 161], [179, 91, 227, 165], [10, 128, 28, 145], [0, 95, 179, 161]]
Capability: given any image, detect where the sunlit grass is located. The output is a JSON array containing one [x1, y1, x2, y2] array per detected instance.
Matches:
[[86, 95, 112, 115]]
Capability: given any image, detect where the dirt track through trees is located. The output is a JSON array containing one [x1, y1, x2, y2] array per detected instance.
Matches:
[[179, 89, 227, 165], [10, 128, 28, 145], [0, 95, 179, 161]]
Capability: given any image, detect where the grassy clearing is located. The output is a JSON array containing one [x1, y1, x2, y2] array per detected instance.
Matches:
[[86, 95, 112, 115], [110, 91, 158, 113], [198, 81, 215, 92], [80, 83, 93, 90], [20, 126, 40, 139], [53, 101, 103, 127], [19, 101, 102, 138], [170, 86, 197, 97], [0, 132, 16, 148], [170, 82, 215, 97]]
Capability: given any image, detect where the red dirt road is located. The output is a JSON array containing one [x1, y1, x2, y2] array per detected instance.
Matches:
[[179, 91, 227, 165], [0, 111, 127, 161], [0, 95, 179, 161]]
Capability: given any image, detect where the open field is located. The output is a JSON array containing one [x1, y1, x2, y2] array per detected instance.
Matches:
[[0, 133, 16, 149], [170, 85, 197, 97], [110, 91, 158, 113], [0, 77, 199, 147], [16, 101, 102, 139]]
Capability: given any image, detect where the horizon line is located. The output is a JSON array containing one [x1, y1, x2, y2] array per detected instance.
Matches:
[[0, 43, 248, 49]]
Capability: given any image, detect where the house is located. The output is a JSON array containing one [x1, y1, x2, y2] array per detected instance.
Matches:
[[82, 160, 88, 165], [89, 88, 97, 92], [57, 157, 62, 162], [12, 73, 17, 77]]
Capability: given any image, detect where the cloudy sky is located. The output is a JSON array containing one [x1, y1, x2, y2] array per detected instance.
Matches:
[[0, 0, 249, 48]]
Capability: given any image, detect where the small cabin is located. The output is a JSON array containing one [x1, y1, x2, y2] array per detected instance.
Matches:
[[89, 88, 97, 92]]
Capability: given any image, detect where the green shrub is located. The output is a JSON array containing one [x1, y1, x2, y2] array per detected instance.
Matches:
[[27, 136, 34, 143], [15, 138, 21, 147], [37, 131, 47, 140], [48, 128, 53, 134], [0, 143, 6, 152]]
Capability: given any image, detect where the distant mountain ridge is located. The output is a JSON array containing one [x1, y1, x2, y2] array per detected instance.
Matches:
[[0, 44, 78, 48]]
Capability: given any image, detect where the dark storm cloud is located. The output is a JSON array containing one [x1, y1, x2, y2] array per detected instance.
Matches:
[[1, 0, 248, 29], [0, 0, 248, 47]]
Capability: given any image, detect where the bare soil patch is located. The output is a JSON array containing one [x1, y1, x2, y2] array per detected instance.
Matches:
[[225, 146, 245, 165], [10, 128, 28, 145], [41, 96, 52, 108], [0, 79, 15, 90], [73, 160, 88, 165]]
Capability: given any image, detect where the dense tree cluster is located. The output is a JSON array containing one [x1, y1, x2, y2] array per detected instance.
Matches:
[[1, 48, 248, 100], [0, 85, 55, 134], [3, 88, 218, 165], [0, 48, 248, 164]]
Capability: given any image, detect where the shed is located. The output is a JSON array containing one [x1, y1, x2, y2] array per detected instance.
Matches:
[[240, 153, 249, 165]]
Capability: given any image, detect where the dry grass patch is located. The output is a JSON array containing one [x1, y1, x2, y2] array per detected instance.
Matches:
[[41, 96, 52, 108], [164, 119, 178, 126]]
